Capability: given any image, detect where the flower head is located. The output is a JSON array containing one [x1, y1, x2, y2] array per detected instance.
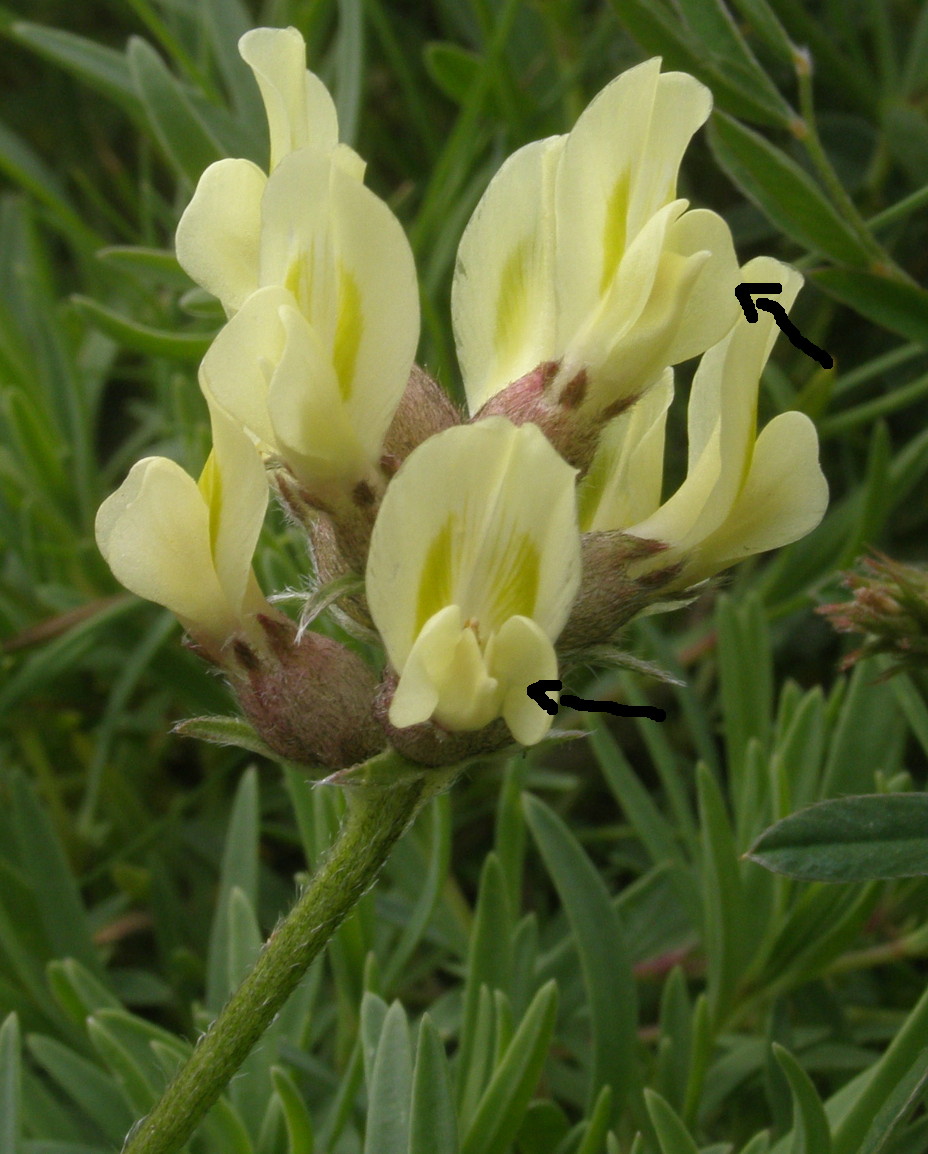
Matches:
[[175, 26, 419, 522], [197, 147, 419, 504], [174, 27, 364, 315], [367, 418, 582, 746], [453, 59, 740, 441], [95, 404, 270, 658]]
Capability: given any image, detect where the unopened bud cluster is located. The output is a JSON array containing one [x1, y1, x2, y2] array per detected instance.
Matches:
[[96, 28, 829, 774], [819, 551, 928, 675]]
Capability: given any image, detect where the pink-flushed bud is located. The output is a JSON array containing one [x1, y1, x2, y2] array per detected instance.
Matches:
[[373, 670, 512, 767], [229, 613, 383, 770], [381, 365, 462, 471], [818, 551, 928, 675], [556, 531, 683, 655], [271, 464, 379, 581], [471, 360, 632, 473]]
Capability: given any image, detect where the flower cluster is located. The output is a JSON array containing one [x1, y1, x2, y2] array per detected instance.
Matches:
[[96, 28, 829, 771], [818, 551, 928, 675]]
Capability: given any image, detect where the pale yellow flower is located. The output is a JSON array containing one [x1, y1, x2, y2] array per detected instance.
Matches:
[[175, 27, 364, 316], [95, 404, 270, 653], [453, 58, 740, 417], [582, 257, 829, 586], [195, 145, 419, 497], [366, 419, 581, 745]]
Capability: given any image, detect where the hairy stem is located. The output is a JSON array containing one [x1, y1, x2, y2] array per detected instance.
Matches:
[[122, 757, 457, 1154]]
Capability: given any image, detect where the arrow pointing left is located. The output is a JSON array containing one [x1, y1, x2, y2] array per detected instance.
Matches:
[[527, 681, 666, 722]]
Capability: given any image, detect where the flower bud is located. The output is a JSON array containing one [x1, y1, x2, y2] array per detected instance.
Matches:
[[818, 551, 928, 675], [381, 365, 462, 469], [471, 359, 621, 473], [231, 614, 383, 770], [556, 531, 680, 654]]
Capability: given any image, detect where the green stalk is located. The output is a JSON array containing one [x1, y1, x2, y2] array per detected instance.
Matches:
[[121, 757, 458, 1154], [792, 47, 913, 283]]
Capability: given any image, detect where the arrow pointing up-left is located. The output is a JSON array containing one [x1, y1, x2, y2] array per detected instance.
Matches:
[[735, 282, 833, 369]]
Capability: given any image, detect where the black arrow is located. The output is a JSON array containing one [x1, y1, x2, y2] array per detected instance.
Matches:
[[735, 282, 833, 369], [527, 680, 666, 722]]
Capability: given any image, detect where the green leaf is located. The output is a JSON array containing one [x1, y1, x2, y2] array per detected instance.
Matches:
[[205, 767, 260, 1012], [716, 592, 774, 776], [86, 1015, 158, 1115], [424, 42, 481, 105], [810, 269, 928, 346], [201, 0, 265, 128], [524, 795, 644, 1128], [172, 715, 278, 759], [606, 0, 792, 126], [334, 0, 364, 148], [27, 1033, 133, 1144], [382, 792, 452, 989], [96, 246, 193, 289], [364, 1001, 413, 1154], [0, 1014, 21, 1154], [515, 1100, 570, 1154], [47, 959, 122, 1027], [459, 985, 497, 1129], [740, 1133, 772, 1154], [672, 0, 791, 116], [728, 0, 796, 65], [0, 120, 100, 251], [830, 983, 928, 1154], [9, 773, 99, 974], [127, 36, 226, 186], [590, 721, 700, 916], [747, 794, 928, 882], [574, 1085, 614, 1154], [457, 853, 513, 1106], [360, 992, 390, 1091], [270, 1066, 315, 1154], [9, 19, 142, 118], [773, 1045, 832, 1154], [70, 296, 214, 361], [852, 1045, 928, 1154], [460, 981, 559, 1154], [644, 1089, 700, 1154], [410, 1014, 458, 1154], [708, 113, 871, 265], [698, 765, 748, 1024]]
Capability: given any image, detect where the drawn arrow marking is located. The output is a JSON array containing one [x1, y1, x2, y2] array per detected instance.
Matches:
[[735, 282, 834, 369], [526, 680, 666, 723]]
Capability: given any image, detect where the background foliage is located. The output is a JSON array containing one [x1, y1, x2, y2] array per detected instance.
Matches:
[[1, 0, 928, 1150]]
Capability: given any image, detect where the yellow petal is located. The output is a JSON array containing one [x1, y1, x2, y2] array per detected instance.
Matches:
[[489, 615, 559, 745], [198, 285, 291, 452], [175, 158, 265, 314], [580, 368, 674, 531], [265, 301, 368, 484], [390, 605, 501, 732], [627, 257, 807, 555], [452, 137, 564, 412], [558, 200, 682, 406], [367, 417, 581, 671], [257, 147, 419, 459], [554, 61, 711, 345], [201, 402, 270, 615], [96, 457, 234, 638], [683, 410, 828, 582], [239, 27, 339, 170]]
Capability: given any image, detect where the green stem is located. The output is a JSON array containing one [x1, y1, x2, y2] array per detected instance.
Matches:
[[121, 759, 457, 1154], [793, 48, 913, 283]]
